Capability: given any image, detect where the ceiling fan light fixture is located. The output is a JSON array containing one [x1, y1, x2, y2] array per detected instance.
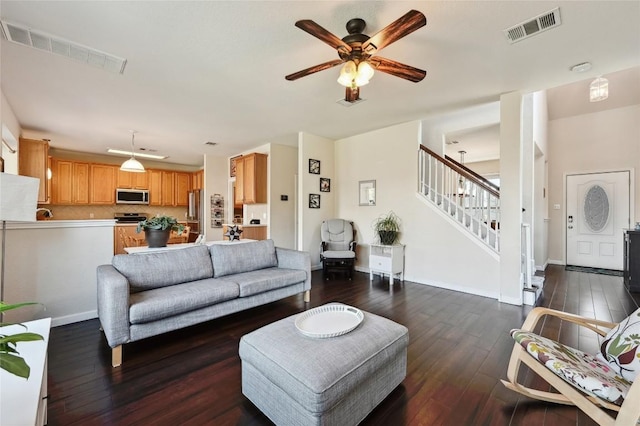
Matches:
[[337, 60, 357, 87], [120, 131, 146, 173]]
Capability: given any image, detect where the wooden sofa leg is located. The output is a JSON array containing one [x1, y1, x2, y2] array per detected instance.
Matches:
[[304, 290, 310, 303], [112, 345, 122, 368]]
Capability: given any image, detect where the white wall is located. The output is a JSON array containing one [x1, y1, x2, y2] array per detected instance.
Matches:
[[1, 90, 20, 173], [203, 154, 228, 241], [3, 221, 114, 326], [298, 132, 335, 267], [467, 159, 500, 176], [499, 92, 524, 305], [269, 144, 297, 249], [533, 90, 549, 270], [547, 104, 640, 263], [335, 120, 500, 298]]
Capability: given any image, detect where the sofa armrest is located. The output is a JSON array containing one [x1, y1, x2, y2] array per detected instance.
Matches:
[[276, 247, 311, 290], [97, 265, 131, 348]]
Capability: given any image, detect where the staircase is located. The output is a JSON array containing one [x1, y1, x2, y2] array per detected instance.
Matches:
[[418, 145, 500, 252]]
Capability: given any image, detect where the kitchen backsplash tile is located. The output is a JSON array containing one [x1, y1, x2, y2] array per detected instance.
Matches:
[[39, 204, 188, 221]]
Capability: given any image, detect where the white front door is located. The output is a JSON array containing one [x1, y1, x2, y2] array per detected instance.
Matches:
[[566, 171, 630, 270]]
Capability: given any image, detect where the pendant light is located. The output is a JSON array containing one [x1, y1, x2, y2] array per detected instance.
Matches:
[[589, 76, 609, 102], [120, 131, 145, 173]]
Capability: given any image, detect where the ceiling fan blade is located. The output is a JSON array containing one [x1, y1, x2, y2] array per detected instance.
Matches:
[[370, 57, 426, 82], [285, 59, 344, 81], [295, 20, 352, 54], [362, 10, 426, 55], [345, 86, 360, 103]]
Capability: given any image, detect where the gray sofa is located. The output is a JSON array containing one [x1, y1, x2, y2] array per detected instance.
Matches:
[[97, 239, 311, 367]]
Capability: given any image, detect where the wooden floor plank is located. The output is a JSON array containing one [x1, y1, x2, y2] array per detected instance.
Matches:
[[44, 265, 637, 425]]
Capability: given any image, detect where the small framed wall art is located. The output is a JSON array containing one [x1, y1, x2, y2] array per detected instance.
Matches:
[[359, 180, 376, 206], [309, 193, 320, 208], [309, 159, 320, 174], [320, 177, 330, 192]]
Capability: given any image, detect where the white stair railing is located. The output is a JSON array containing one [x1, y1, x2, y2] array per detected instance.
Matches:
[[418, 145, 500, 252]]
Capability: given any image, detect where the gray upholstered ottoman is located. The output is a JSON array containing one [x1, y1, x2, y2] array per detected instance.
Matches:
[[239, 305, 409, 426]]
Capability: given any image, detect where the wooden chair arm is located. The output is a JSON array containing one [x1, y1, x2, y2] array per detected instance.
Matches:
[[521, 307, 617, 337]]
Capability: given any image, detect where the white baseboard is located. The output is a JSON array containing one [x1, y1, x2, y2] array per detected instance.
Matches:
[[51, 310, 97, 327], [547, 259, 566, 266], [500, 295, 523, 306], [535, 260, 549, 272]]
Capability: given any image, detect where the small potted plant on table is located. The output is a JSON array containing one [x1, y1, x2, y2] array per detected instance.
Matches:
[[373, 211, 401, 245], [137, 215, 185, 248]]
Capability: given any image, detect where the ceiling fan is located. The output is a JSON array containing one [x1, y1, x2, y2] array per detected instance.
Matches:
[[285, 10, 427, 102]]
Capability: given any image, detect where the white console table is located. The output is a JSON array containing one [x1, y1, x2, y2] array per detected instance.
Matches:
[[369, 244, 405, 285], [0, 317, 51, 426]]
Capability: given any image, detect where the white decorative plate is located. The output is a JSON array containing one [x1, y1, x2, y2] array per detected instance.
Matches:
[[295, 304, 364, 338]]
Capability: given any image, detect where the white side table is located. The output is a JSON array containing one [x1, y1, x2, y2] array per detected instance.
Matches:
[[0, 317, 51, 426], [369, 244, 405, 285]]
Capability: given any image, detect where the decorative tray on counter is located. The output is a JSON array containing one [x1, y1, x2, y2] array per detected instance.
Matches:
[[295, 304, 364, 338]]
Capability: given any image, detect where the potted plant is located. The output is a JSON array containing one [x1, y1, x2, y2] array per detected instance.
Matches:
[[0, 302, 43, 379], [373, 211, 401, 245], [136, 215, 185, 248]]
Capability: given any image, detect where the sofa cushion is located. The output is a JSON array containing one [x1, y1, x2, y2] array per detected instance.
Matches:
[[597, 307, 640, 382], [229, 268, 307, 297], [113, 245, 214, 292], [129, 277, 239, 324], [210, 240, 278, 278]]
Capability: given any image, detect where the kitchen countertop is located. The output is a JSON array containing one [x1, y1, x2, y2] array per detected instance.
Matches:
[[222, 223, 267, 227], [124, 239, 256, 254]]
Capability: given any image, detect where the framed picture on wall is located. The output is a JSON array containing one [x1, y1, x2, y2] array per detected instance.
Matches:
[[309, 193, 320, 208], [359, 180, 376, 206], [320, 177, 330, 192], [0, 156, 3, 173], [309, 159, 320, 174]]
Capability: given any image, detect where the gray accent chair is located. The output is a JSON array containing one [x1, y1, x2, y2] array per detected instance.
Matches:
[[320, 219, 356, 280]]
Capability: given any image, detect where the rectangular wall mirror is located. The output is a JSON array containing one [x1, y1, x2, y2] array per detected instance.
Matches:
[[359, 180, 376, 206]]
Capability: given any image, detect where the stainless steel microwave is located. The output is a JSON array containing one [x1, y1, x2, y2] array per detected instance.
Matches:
[[116, 188, 149, 205]]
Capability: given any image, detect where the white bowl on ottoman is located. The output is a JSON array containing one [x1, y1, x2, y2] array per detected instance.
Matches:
[[239, 303, 409, 426]]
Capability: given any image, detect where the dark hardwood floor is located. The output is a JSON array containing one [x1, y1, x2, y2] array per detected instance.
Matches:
[[46, 265, 638, 425]]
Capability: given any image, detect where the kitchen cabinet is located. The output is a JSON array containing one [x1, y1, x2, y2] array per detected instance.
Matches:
[[51, 159, 89, 204], [18, 138, 50, 203], [234, 153, 267, 204], [117, 169, 148, 189], [148, 170, 163, 206], [175, 172, 191, 206], [161, 171, 175, 206], [624, 230, 640, 292], [191, 170, 203, 191], [90, 164, 117, 204]]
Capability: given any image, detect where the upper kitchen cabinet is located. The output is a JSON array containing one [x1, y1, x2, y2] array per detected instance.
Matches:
[[51, 159, 89, 204], [117, 169, 148, 189], [235, 153, 267, 204], [148, 169, 163, 206], [175, 172, 191, 206], [161, 171, 175, 206], [191, 170, 203, 191], [90, 164, 117, 204], [18, 138, 50, 203]]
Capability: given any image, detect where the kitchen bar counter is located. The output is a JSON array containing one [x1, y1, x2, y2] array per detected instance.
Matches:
[[6, 219, 116, 229], [124, 239, 256, 254], [222, 224, 267, 240]]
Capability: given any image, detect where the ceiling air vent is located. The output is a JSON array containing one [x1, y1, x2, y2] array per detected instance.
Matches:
[[0, 19, 127, 74], [503, 7, 561, 44]]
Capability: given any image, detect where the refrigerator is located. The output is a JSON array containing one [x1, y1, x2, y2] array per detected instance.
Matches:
[[187, 190, 204, 242]]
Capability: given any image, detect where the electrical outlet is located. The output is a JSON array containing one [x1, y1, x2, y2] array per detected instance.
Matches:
[[553, 204, 560, 210], [89, 213, 94, 218]]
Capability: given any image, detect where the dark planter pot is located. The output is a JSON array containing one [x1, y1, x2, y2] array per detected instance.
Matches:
[[145, 228, 171, 248], [378, 230, 398, 246]]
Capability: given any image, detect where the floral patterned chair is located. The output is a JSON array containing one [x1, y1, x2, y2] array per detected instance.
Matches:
[[502, 307, 640, 425]]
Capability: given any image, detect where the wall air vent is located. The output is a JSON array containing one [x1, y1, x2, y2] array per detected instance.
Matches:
[[503, 7, 561, 44], [0, 20, 127, 74]]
